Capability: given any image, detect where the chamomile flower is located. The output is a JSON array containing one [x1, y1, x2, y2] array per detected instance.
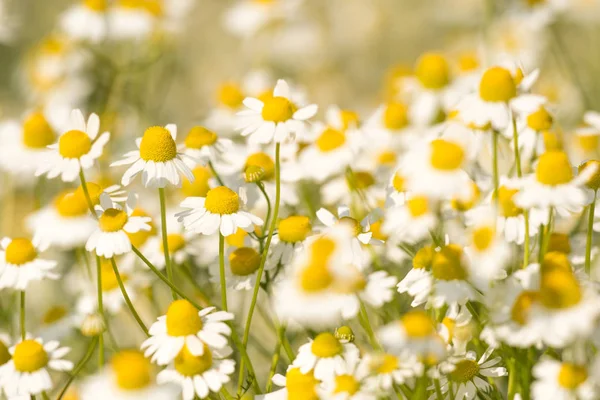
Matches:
[[236, 79, 318, 144], [112, 124, 194, 188], [436, 348, 507, 400], [36, 109, 110, 182], [0, 237, 58, 290], [261, 367, 320, 400], [156, 345, 235, 400], [209, 246, 264, 290], [60, 0, 108, 43], [269, 215, 312, 266], [510, 94, 553, 164], [0, 111, 57, 178], [363, 352, 423, 391], [318, 356, 379, 400], [397, 246, 435, 307], [0, 337, 73, 397], [383, 194, 437, 244], [363, 101, 411, 146], [80, 350, 180, 400], [532, 358, 596, 400], [177, 186, 263, 237], [141, 300, 233, 365], [179, 126, 232, 168], [293, 332, 360, 380]]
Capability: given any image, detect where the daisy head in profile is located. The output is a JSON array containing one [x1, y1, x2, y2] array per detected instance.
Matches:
[[85, 193, 151, 258], [292, 331, 359, 380], [142, 299, 233, 366], [179, 125, 233, 168], [177, 186, 263, 237], [0, 236, 58, 291], [532, 358, 595, 400], [237, 79, 318, 144], [36, 109, 110, 182], [264, 367, 321, 400], [111, 124, 194, 188], [0, 336, 73, 397]]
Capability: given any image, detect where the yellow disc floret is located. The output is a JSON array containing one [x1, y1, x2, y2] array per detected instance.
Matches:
[[472, 226, 494, 252], [540, 267, 582, 310], [182, 167, 211, 197], [218, 82, 244, 109], [407, 196, 429, 218], [262, 97, 294, 123], [161, 234, 186, 254], [139, 126, 177, 162], [333, 375, 360, 395], [204, 186, 240, 215], [59, 130, 91, 159], [432, 244, 468, 281], [166, 299, 203, 336], [449, 359, 480, 383], [245, 152, 275, 180], [127, 208, 155, 247], [285, 368, 319, 400], [430, 139, 464, 171], [498, 186, 523, 217], [22, 112, 56, 149], [535, 151, 573, 185], [13, 340, 48, 372], [54, 191, 89, 217], [527, 107, 553, 131], [373, 353, 399, 374], [415, 52, 450, 90], [184, 126, 218, 149], [413, 246, 434, 270], [99, 208, 128, 232], [300, 263, 333, 292], [5, 238, 37, 266], [174, 345, 213, 377], [510, 291, 539, 325], [383, 102, 408, 130], [278, 216, 311, 243], [111, 350, 152, 390], [547, 233, 571, 254], [401, 310, 435, 338], [558, 363, 587, 390], [479, 67, 516, 103], [84, 0, 108, 11], [316, 128, 346, 152], [229, 247, 261, 276], [311, 332, 343, 358]]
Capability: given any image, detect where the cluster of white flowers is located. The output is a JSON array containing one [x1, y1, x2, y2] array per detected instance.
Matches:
[[2, 0, 600, 399]]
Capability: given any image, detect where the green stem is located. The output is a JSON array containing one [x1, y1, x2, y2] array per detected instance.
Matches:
[[539, 207, 555, 263], [41, 392, 50, 400], [208, 161, 225, 186], [56, 337, 98, 400], [219, 234, 227, 312], [507, 359, 517, 400], [257, 182, 272, 236], [158, 187, 177, 300], [78, 169, 96, 219], [358, 300, 380, 350], [511, 114, 531, 268], [586, 190, 597, 274], [265, 325, 285, 392], [20, 291, 25, 340], [109, 258, 148, 336], [95, 256, 105, 367], [434, 379, 444, 400], [492, 130, 500, 207]]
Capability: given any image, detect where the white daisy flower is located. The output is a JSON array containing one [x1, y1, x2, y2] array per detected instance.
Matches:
[[142, 300, 233, 366], [35, 109, 110, 182], [156, 346, 235, 400], [438, 304, 473, 355], [0, 237, 58, 291], [363, 352, 423, 391], [269, 215, 312, 266], [208, 246, 265, 290], [59, 0, 108, 43], [532, 358, 596, 400], [179, 126, 233, 168], [85, 193, 151, 258], [396, 246, 435, 307], [112, 124, 194, 189], [0, 337, 73, 397], [293, 332, 360, 381], [260, 367, 320, 400], [236, 79, 318, 144], [383, 194, 438, 244], [318, 355, 378, 400], [510, 94, 552, 164], [80, 350, 180, 400], [177, 186, 263, 237], [363, 101, 411, 146]]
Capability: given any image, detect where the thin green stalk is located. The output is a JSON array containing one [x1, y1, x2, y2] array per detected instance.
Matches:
[[281, 334, 295, 362], [95, 256, 105, 367], [586, 190, 597, 274], [219, 233, 227, 312], [257, 182, 272, 234], [209, 161, 225, 186], [434, 379, 444, 400], [358, 300, 380, 350], [109, 258, 148, 336], [158, 187, 177, 300], [265, 326, 284, 392], [492, 130, 500, 207], [41, 392, 50, 400], [511, 113, 531, 268], [507, 359, 517, 400], [539, 207, 555, 262], [57, 337, 98, 400], [78, 169, 96, 219], [20, 291, 25, 340]]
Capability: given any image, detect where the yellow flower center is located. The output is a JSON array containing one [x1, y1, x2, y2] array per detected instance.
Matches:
[[541, 252, 572, 273], [498, 186, 523, 217], [118, 0, 162, 15], [278, 216, 311, 243], [300, 264, 333, 292], [510, 290, 539, 325], [218, 82, 244, 109], [536, 151, 573, 185], [5, 238, 37, 265], [370, 220, 387, 241], [407, 196, 429, 218], [479, 67, 517, 102], [59, 130, 91, 159], [182, 166, 212, 198], [413, 246, 434, 270], [54, 191, 89, 217], [458, 53, 479, 72], [127, 208, 155, 247], [432, 244, 468, 281], [377, 150, 397, 166], [174, 345, 213, 377], [315, 128, 346, 152], [340, 110, 360, 130], [184, 126, 218, 149], [100, 259, 128, 292], [578, 160, 600, 191], [334, 374, 360, 395], [577, 134, 598, 152], [392, 172, 406, 192], [13, 340, 48, 372], [374, 353, 399, 374], [0, 340, 9, 366], [451, 181, 480, 211], [430, 139, 464, 171], [472, 226, 494, 252], [286, 368, 319, 400], [540, 267, 582, 310], [401, 310, 435, 338], [558, 363, 587, 390], [84, 0, 108, 11], [415, 52, 450, 90], [111, 350, 152, 390], [166, 299, 203, 336], [245, 152, 275, 181], [547, 233, 571, 254], [22, 112, 56, 149], [139, 126, 177, 162], [383, 102, 409, 130], [347, 171, 375, 190], [42, 305, 67, 325], [338, 216, 363, 236], [229, 247, 261, 276], [161, 234, 186, 254], [99, 208, 128, 232], [75, 182, 103, 206], [261, 96, 294, 123], [442, 317, 456, 342], [225, 229, 247, 248], [204, 186, 240, 215], [526, 107, 553, 131], [449, 359, 480, 383], [311, 332, 343, 358]]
